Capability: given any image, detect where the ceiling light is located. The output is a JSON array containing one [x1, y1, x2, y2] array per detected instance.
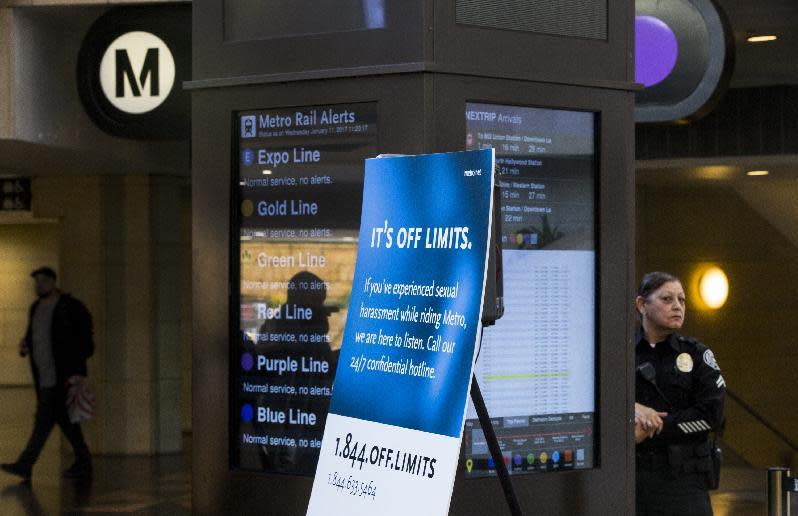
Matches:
[[747, 34, 777, 43], [746, 170, 769, 176]]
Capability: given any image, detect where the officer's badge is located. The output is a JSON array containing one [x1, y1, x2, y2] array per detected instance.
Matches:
[[676, 352, 693, 373], [703, 349, 720, 371]]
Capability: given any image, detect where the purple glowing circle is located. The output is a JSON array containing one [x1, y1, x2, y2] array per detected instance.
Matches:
[[241, 352, 254, 372], [635, 15, 679, 88]]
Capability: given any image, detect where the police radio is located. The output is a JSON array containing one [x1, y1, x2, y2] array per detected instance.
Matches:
[[636, 361, 672, 408]]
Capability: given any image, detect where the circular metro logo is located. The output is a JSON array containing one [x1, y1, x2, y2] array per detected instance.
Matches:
[[99, 31, 176, 114]]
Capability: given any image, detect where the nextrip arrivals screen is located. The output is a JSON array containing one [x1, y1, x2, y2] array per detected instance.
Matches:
[[464, 102, 597, 477], [232, 103, 377, 475]]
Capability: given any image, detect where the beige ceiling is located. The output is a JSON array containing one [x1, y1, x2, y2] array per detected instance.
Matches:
[[637, 156, 798, 249]]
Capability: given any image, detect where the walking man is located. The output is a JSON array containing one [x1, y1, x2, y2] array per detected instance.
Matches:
[[1, 267, 94, 481]]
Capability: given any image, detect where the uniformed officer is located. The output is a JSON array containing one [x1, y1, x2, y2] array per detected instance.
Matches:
[[634, 271, 726, 516]]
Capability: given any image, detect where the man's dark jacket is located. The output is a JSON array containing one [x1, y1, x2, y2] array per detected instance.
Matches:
[[24, 293, 94, 392]]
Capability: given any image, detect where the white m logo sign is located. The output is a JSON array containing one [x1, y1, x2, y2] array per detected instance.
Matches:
[[99, 31, 175, 114]]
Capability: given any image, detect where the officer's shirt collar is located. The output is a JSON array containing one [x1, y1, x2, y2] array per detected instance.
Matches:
[[635, 327, 682, 353]]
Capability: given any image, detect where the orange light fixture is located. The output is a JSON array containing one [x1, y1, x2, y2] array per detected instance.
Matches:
[[698, 267, 729, 309]]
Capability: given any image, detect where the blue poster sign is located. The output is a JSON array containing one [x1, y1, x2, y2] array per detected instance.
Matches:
[[308, 149, 495, 515]]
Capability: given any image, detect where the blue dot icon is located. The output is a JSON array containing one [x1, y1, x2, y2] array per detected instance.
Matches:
[[487, 457, 495, 469], [242, 148, 255, 167], [552, 451, 561, 463], [241, 404, 254, 422]]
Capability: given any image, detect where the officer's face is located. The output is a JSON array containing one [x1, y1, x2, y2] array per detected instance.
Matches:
[[637, 281, 685, 331]]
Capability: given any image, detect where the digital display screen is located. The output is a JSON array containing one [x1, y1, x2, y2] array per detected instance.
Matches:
[[464, 102, 597, 477], [224, 0, 387, 42], [231, 103, 378, 475]]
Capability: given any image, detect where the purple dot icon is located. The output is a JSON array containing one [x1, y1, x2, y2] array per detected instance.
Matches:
[[241, 404, 254, 422], [241, 353, 254, 371]]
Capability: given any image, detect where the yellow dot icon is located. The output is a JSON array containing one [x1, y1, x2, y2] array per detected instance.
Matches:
[[241, 199, 254, 217], [465, 459, 473, 473], [539, 452, 548, 463]]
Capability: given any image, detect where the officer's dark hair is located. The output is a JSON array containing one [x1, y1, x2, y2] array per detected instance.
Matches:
[[638, 271, 681, 300]]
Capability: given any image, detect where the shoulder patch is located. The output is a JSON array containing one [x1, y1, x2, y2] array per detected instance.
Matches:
[[703, 349, 720, 371]]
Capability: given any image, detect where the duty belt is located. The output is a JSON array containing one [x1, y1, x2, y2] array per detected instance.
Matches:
[[636, 448, 670, 471]]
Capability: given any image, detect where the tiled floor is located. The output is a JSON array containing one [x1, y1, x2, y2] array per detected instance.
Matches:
[[711, 466, 768, 516], [0, 387, 190, 515], [1, 385, 794, 514]]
